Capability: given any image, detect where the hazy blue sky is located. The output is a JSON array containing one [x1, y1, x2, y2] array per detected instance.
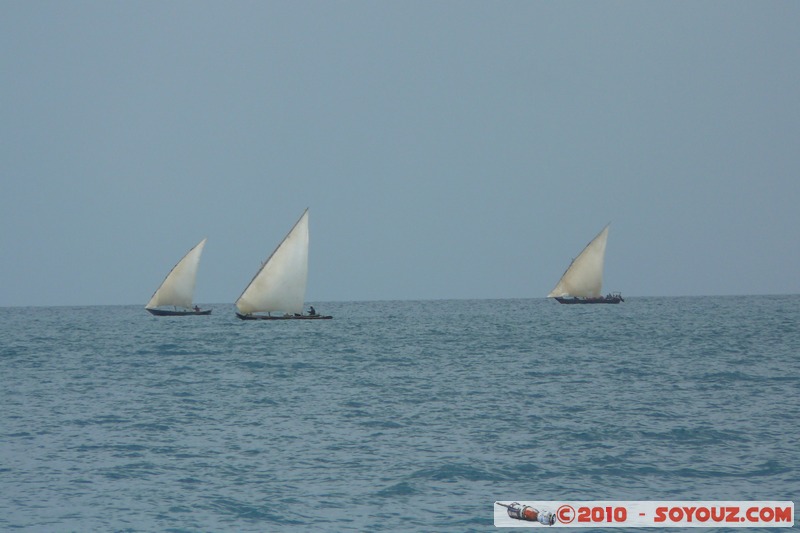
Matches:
[[2, 1, 799, 306]]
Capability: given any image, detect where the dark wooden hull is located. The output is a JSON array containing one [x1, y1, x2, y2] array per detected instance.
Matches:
[[146, 308, 212, 316], [236, 312, 332, 320], [554, 296, 623, 304]]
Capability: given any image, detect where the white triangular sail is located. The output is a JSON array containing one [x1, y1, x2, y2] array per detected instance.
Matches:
[[236, 209, 309, 315], [146, 238, 207, 310], [548, 225, 609, 298]]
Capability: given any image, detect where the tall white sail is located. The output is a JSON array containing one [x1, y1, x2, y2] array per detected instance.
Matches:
[[236, 209, 309, 315], [146, 238, 207, 309], [548, 225, 609, 298]]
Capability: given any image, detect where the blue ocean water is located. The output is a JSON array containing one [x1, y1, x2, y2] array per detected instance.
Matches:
[[1, 297, 798, 531]]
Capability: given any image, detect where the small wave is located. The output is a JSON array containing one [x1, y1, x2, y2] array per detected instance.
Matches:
[[130, 422, 174, 432], [374, 481, 417, 497], [100, 461, 160, 480], [411, 461, 498, 482], [203, 496, 299, 524], [74, 443, 148, 454], [71, 415, 130, 427], [359, 419, 404, 429], [638, 427, 749, 444]]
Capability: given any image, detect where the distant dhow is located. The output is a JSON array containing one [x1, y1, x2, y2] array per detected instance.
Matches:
[[235, 209, 331, 320], [548, 225, 623, 304], [146, 238, 211, 315]]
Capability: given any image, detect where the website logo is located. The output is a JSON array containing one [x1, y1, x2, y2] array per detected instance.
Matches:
[[494, 501, 794, 527]]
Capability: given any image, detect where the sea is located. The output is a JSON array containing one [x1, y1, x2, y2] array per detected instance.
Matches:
[[1, 296, 798, 532]]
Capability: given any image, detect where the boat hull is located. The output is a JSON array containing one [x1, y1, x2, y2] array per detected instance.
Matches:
[[146, 308, 212, 316], [554, 296, 623, 304], [236, 312, 332, 320]]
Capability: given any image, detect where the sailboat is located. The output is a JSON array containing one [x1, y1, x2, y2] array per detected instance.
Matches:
[[547, 225, 623, 304], [145, 238, 211, 316], [235, 209, 331, 320]]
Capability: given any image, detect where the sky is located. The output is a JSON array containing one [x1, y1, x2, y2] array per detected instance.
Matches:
[[2, 1, 799, 306]]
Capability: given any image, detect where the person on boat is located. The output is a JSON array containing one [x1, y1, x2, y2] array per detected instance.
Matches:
[[193, 305, 200, 312], [308, 305, 317, 316]]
